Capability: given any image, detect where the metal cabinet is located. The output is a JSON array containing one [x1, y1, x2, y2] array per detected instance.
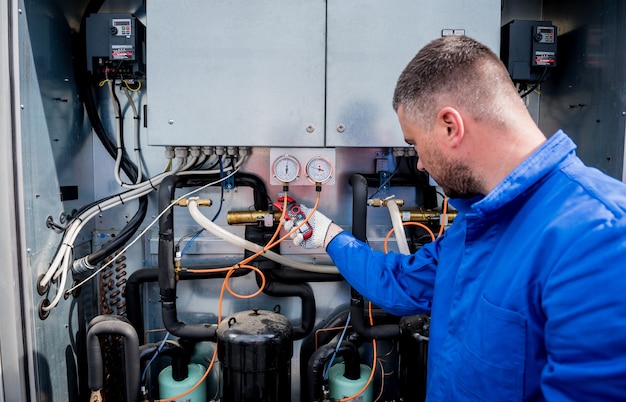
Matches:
[[147, 1, 500, 147], [326, 0, 501, 147], [146, 0, 327, 146]]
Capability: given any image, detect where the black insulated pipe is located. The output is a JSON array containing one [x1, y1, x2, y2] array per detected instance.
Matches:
[[127, 266, 249, 342], [349, 174, 369, 243], [86, 315, 140, 402], [139, 340, 189, 381], [349, 289, 401, 339], [256, 271, 316, 340], [349, 174, 401, 339], [307, 341, 361, 402], [158, 174, 218, 340], [158, 172, 271, 340], [299, 309, 353, 401]]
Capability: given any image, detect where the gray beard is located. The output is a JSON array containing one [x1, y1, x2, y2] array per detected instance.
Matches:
[[435, 160, 483, 199]]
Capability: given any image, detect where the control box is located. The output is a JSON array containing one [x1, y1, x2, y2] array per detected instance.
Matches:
[[501, 20, 557, 82], [85, 13, 145, 79]]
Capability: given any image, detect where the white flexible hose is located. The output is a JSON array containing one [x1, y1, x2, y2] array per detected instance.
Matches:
[[42, 161, 196, 287], [187, 200, 339, 274], [41, 161, 251, 310], [387, 200, 411, 255]]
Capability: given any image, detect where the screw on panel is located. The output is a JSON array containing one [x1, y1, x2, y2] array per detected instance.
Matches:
[[336, 124, 345, 133], [168, 119, 174, 125], [306, 125, 315, 133]]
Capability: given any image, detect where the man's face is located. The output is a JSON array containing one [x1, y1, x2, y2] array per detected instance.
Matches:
[[398, 105, 481, 199]]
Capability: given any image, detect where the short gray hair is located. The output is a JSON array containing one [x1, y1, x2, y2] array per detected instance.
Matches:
[[393, 36, 515, 128]]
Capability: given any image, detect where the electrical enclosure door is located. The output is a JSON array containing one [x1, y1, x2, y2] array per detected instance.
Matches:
[[147, 0, 500, 147], [146, 0, 326, 146], [326, 0, 501, 147]]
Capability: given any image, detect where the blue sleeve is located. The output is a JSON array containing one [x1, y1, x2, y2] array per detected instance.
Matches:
[[326, 231, 437, 316], [541, 222, 626, 400]]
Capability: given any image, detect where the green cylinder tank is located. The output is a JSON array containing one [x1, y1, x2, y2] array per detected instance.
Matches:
[[158, 363, 207, 402], [328, 363, 373, 402]]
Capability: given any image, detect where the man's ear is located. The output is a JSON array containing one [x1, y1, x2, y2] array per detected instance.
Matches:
[[437, 107, 464, 148]]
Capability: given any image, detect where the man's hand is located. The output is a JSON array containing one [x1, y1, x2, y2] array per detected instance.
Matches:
[[283, 204, 332, 249]]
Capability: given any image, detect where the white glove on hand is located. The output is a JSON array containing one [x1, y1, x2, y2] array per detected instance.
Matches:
[[283, 204, 332, 249]]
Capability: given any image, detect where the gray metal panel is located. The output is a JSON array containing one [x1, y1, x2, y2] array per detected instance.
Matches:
[[0, 1, 32, 401], [326, 0, 501, 147], [146, 0, 326, 147]]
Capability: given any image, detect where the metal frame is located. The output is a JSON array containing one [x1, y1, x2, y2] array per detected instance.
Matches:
[[0, 0, 34, 400]]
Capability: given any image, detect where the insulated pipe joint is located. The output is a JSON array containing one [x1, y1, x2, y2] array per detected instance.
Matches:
[[72, 256, 96, 274]]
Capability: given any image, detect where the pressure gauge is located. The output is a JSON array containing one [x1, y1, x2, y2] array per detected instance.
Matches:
[[306, 156, 334, 184], [272, 155, 301, 183]]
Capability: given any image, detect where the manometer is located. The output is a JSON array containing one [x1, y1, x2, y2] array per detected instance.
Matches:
[[272, 155, 301, 183], [306, 156, 334, 183]]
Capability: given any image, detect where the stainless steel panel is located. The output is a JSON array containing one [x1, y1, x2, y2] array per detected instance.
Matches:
[[0, 1, 31, 401], [326, 0, 501, 147], [146, 0, 326, 147], [19, 0, 96, 401]]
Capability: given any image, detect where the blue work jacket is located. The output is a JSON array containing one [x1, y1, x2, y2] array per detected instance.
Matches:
[[327, 131, 626, 401]]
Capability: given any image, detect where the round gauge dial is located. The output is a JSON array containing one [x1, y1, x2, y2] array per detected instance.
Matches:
[[306, 156, 334, 183], [272, 155, 301, 183]]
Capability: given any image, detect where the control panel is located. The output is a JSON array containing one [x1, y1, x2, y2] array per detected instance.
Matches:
[[501, 20, 557, 82], [85, 13, 146, 79], [532, 25, 557, 67]]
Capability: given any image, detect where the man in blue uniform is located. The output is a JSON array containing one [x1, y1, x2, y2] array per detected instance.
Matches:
[[287, 35, 626, 400]]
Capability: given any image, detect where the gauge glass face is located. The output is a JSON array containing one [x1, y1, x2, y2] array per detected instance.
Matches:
[[272, 155, 300, 183], [306, 156, 333, 183]]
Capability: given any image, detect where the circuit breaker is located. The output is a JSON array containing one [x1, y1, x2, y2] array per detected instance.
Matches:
[[85, 13, 145, 79], [501, 20, 557, 82]]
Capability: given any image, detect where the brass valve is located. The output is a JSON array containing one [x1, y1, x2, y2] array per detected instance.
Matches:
[[367, 197, 405, 207], [176, 198, 212, 207], [227, 210, 282, 225]]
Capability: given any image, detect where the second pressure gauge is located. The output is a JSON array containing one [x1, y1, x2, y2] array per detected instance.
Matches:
[[306, 156, 334, 183], [272, 155, 301, 183]]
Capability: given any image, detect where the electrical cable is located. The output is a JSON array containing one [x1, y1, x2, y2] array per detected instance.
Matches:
[[41, 156, 248, 309], [369, 157, 401, 200], [384, 222, 436, 253], [338, 302, 377, 402], [323, 312, 352, 380], [121, 84, 143, 184], [61, 166, 244, 303], [141, 332, 170, 382], [520, 67, 549, 98], [375, 359, 386, 402], [83, 195, 148, 267]]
